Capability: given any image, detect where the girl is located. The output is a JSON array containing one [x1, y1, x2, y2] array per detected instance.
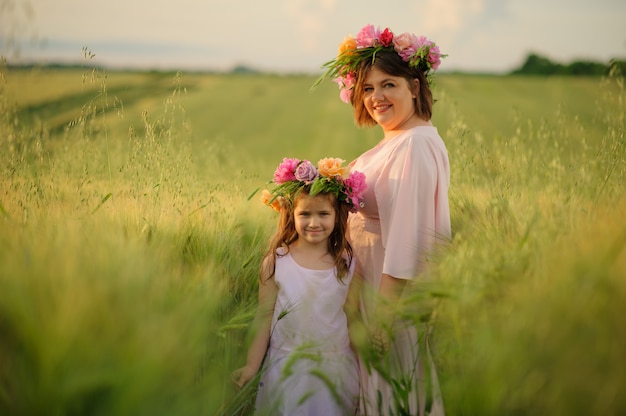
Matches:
[[234, 157, 367, 416]]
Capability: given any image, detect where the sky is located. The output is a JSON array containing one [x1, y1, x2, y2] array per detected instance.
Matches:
[[4, 0, 626, 74]]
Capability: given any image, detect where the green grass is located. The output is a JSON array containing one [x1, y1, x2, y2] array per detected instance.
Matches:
[[1, 60, 625, 415]]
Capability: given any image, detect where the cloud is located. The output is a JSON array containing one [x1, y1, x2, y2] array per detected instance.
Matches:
[[282, 0, 338, 52], [419, 0, 484, 34], [15, 0, 626, 73]]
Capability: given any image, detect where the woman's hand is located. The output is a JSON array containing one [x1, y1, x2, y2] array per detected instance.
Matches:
[[369, 273, 404, 357], [371, 326, 391, 357]]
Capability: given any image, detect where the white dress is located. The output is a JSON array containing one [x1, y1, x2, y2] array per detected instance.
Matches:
[[348, 126, 451, 415], [254, 249, 359, 416]]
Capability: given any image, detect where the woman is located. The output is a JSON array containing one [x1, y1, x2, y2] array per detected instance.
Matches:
[[316, 24, 451, 415]]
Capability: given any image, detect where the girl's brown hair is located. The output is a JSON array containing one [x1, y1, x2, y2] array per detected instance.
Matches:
[[351, 49, 433, 127], [262, 189, 353, 283]]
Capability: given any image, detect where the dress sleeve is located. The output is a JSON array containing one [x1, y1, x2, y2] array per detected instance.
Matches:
[[375, 134, 450, 279]]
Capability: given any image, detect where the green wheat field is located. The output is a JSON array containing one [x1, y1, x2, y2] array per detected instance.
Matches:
[[1, 59, 625, 415]]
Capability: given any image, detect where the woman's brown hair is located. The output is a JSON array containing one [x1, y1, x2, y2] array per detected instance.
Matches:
[[351, 49, 433, 127]]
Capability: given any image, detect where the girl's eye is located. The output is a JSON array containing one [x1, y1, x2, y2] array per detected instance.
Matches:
[[384, 83, 395, 88]]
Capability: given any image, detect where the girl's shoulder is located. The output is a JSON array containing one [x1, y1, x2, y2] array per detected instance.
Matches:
[[264, 247, 289, 276], [261, 248, 289, 281], [342, 252, 356, 275]]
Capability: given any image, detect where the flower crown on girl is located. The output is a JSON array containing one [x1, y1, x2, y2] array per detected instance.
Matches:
[[261, 157, 367, 213], [314, 24, 447, 103]]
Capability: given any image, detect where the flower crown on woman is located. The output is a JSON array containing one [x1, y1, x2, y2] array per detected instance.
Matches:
[[315, 24, 447, 103], [261, 157, 367, 213]]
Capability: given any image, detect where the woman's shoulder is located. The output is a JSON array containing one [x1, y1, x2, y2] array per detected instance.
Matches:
[[380, 127, 449, 177], [392, 126, 447, 155], [399, 125, 443, 143]]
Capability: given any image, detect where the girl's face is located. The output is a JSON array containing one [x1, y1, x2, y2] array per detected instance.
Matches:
[[293, 193, 336, 248], [362, 66, 418, 132]]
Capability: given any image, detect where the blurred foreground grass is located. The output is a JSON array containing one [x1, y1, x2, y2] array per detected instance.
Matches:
[[0, 59, 624, 414]]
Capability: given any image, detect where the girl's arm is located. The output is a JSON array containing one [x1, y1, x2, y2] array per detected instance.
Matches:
[[234, 258, 278, 389]]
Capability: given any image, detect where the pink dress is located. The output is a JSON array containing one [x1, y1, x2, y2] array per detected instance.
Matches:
[[254, 249, 359, 415], [348, 126, 451, 415]]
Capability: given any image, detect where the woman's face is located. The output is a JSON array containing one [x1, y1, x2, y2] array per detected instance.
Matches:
[[362, 66, 418, 132]]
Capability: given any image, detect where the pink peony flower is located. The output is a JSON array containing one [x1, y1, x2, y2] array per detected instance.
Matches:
[[273, 157, 299, 184], [417, 36, 429, 49], [339, 87, 352, 104], [428, 45, 441, 70], [344, 170, 367, 210], [334, 72, 355, 103], [294, 160, 318, 183], [356, 24, 380, 48], [393, 32, 419, 62], [342, 71, 356, 89]]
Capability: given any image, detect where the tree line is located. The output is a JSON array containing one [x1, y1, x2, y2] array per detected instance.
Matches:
[[511, 53, 625, 76]]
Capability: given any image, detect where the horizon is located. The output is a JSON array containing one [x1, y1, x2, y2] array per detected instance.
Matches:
[[7, 49, 623, 77]]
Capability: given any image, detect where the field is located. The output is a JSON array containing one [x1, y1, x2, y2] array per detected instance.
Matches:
[[1, 60, 625, 415]]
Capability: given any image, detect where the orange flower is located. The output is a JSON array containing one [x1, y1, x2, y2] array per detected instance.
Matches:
[[260, 189, 282, 212], [317, 157, 348, 179], [338, 35, 357, 56]]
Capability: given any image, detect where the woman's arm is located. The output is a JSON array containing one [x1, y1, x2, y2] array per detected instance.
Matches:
[[345, 273, 367, 351], [371, 273, 407, 354], [377, 136, 443, 279], [379, 273, 407, 304]]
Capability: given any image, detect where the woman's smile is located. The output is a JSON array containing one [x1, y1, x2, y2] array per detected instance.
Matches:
[[373, 103, 391, 113]]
